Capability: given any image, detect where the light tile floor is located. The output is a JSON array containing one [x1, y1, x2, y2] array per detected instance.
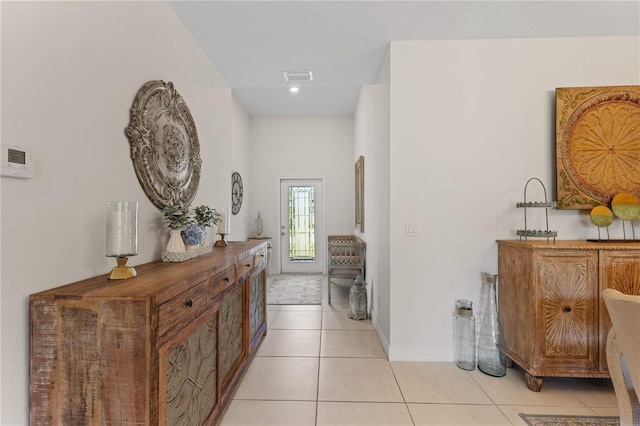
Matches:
[[220, 275, 619, 425]]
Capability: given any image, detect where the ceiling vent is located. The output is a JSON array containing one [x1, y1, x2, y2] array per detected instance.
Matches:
[[283, 71, 313, 82]]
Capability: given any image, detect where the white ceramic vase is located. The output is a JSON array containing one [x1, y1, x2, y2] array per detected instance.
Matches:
[[166, 229, 186, 253], [202, 227, 212, 246]]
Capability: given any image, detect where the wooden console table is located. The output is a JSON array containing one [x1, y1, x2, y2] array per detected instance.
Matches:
[[497, 240, 640, 391], [29, 240, 267, 425]]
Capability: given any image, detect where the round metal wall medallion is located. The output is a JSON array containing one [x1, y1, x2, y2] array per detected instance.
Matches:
[[125, 80, 201, 209]]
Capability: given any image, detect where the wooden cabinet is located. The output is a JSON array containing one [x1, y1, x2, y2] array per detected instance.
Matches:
[[497, 240, 640, 391], [29, 241, 267, 425]]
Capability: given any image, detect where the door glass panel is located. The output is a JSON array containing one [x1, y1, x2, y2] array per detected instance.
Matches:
[[288, 186, 315, 262]]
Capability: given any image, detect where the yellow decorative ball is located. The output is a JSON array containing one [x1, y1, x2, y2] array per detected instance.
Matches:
[[590, 206, 614, 228], [611, 193, 640, 220]]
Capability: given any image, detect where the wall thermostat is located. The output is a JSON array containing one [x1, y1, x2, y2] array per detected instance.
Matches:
[[1, 145, 34, 179]]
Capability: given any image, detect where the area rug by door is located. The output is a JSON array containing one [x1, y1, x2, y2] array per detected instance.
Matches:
[[267, 277, 322, 305], [519, 413, 619, 426]]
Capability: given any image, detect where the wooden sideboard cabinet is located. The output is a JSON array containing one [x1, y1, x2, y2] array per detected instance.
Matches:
[[497, 240, 640, 391], [30, 241, 268, 425]]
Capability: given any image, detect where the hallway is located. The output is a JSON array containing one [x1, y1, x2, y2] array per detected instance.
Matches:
[[219, 275, 619, 425]]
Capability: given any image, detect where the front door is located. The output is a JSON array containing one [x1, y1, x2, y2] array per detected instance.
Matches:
[[280, 179, 324, 274]]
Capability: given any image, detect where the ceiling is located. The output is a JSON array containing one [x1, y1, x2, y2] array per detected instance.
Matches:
[[169, 1, 640, 117]]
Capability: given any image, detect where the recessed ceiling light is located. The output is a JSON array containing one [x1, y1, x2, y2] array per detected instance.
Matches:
[[289, 87, 299, 93], [283, 71, 313, 82]]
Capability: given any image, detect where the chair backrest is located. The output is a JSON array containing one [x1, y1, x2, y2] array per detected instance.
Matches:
[[602, 288, 640, 391]]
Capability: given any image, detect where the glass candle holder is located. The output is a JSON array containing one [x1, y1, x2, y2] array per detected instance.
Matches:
[[215, 207, 231, 247], [216, 207, 231, 235], [106, 201, 138, 279]]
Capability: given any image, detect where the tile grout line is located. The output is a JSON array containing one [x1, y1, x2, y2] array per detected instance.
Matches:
[[315, 281, 324, 426], [388, 360, 417, 425]]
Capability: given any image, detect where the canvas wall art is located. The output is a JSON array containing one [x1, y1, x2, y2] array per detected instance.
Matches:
[[556, 85, 640, 209]]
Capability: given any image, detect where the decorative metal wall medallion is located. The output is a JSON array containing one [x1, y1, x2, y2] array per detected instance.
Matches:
[[125, 80, 201, 209], [556, 86, 640, 209]]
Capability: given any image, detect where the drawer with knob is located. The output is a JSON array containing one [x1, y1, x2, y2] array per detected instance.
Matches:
[[236, 256, 254, 279], [210, 265, 237, 299], [158, 279, 210, 338], [254, 247, 268, 268]]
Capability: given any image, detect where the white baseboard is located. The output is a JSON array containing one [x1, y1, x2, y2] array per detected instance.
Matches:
[[388, 345, 454, 362], [370, 310, 390, 359], [370, 310, 454, 362]]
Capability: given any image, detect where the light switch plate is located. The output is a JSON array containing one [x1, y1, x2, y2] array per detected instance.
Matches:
[[405, 221, 420, 237]]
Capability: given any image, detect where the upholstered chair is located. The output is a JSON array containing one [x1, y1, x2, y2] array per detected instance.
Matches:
[[602, 288, 640, 426]]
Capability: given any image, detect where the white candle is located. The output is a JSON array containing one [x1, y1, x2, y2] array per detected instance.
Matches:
[[216, 208, 231, 235], [106, 201, 138, 257], [218, 212, 226, 234]]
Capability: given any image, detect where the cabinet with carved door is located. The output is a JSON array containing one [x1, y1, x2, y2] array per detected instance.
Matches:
[[30, 241, 267, 425], [497, 240, 640, 391]]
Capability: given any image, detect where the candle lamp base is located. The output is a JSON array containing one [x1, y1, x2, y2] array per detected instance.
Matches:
[[215, 233, 228, 247], [108, 257, 137, 280]]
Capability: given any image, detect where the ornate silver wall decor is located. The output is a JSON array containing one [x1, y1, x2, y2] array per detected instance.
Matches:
[[125, 80, 201, 209]]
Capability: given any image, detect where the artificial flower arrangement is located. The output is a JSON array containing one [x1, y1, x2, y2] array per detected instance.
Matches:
[[194, 205, 221, 228], [162, 204, 192, 230], [162, 204, 222, 250]]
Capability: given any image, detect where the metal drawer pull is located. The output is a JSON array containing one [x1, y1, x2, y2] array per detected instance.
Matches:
[[246, 264, 251, 267], [224, 276, 230, 282], [186, 299, 194, 307], [562, 306, 572, 313]]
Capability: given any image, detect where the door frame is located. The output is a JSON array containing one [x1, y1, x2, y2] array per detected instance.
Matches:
[[278, 177, 325, 274]]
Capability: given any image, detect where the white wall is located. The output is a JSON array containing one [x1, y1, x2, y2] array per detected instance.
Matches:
[[383, 36, 639, 361], [0, 2, 240, 424], [354, 46, 392, 353], [230, 96, 252, 240], [249, 117, 354, 274]]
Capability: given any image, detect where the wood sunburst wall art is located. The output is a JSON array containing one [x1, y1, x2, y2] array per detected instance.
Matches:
[[556, 85, 640, 209]]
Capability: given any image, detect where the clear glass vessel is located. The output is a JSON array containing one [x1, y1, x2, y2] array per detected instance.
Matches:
[[105, 201, 138, 279], [477, 273, 506, 376], [106, 201, 138, 257], [454, 299, 475, 371]]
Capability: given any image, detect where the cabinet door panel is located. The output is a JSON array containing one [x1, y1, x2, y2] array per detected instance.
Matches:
[[600, 251, 640, 294], [534, 251, 599, 371], [161, 314, 218, 426], [219, 284, 246, 391], [599, 251, 640, 371], [249, 269, 266, 346]]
